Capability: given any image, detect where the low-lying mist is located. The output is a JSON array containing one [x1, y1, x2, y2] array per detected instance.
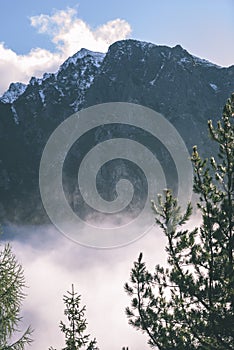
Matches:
[[3, 213, 201, 350]]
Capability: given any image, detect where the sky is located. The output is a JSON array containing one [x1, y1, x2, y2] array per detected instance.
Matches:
[[0, 0, 233, 94], [0, 1, 233, 349]]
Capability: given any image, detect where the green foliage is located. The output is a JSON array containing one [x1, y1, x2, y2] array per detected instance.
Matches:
[[0, 240, 33, 350], [50, 285, 98, 350], [125, 93, 234, 349]]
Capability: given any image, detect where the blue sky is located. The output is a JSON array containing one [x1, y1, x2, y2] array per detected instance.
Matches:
[[0, 0, 233, 93], [1, 2, 233, 349]]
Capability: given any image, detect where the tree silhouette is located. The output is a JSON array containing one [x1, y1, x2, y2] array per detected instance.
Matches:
[[50, 284, 98, 350], [0, 237, 32, 350], [125, 93, 234, 349]]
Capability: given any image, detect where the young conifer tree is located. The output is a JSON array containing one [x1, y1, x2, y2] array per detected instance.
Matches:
[[0, 239, 32, 350], [50, 284, 98, 350], [125, 93, 234, 349]]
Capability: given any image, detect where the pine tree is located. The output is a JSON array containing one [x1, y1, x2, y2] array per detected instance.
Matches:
[[0, 239, 33, 350], [125, 93, 234, 349], [50, 285, 98, 350]]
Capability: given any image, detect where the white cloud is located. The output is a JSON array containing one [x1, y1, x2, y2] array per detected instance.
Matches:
[[30, 7, 131, 56], [0, 44, 62, 94], [0, 8, 131, 95], [8, 214, 201, 349], [10, 224, 167, 350]]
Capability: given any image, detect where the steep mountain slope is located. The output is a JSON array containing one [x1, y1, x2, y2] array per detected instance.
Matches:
[[0, 39, 233, 223], [85, 40, 233, 150]]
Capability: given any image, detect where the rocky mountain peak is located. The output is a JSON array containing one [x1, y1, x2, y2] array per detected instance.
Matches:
[[59, 48, 105, 71], [0, 39, 233, 223], [0, 82, 27, 104]]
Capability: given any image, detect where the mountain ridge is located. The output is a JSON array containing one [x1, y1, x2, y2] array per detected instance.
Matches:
[[0, 39, 233, 223], [1, 39, 231, 103]]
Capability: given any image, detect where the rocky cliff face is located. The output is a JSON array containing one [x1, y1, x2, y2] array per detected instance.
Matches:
[[0, 39, 233, 223]]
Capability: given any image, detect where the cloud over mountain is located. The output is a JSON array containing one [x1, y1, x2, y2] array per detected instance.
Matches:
[[0, 7, 131, 94]]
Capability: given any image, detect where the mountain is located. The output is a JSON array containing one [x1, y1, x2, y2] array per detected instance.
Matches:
[[0, 82, 27, 105], [0, 39, 233, 223]]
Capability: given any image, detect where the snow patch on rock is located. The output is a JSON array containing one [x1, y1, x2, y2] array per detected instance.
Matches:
[[0, 83, 27, 103], [209, 83, 218, 91], [60, 48, 105, 71], [39, 90, 46, 105], [11, 105, 19, 124], [192, 55, 221, 68]]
